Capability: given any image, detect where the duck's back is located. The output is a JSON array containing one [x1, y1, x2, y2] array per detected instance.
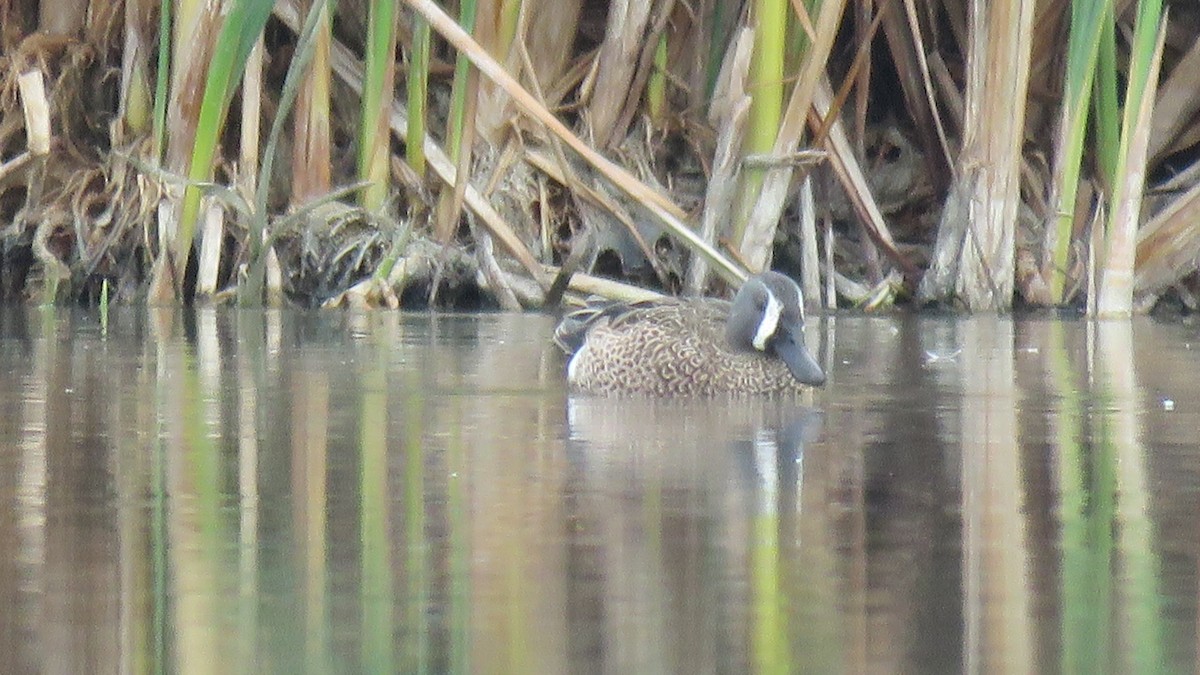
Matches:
[[561, 299, 803, 396]]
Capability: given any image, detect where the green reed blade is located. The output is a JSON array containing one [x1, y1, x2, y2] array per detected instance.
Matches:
[[736, 0, 787, 246], [445, 0, 478, 162], [152, 0, 172, 162], [176, 0, 275, 273], [647, 33, 667, 122], [359, 0, 398, 211], [406, 15, 431, 176], [1045, 0, 1113, 303], [1097, 0, 1164, 316], [1092, 8, 1119, 188]]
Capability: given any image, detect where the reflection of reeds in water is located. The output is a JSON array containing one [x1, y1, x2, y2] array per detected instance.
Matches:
[[163, 308, 238, 675], [957, 318, 1033, 673], [450, 314, 568, 674], [5, 312, 1196, 672], [1047, 320, 1113, 674], [359, 339, 394, 673], [1039, 319, 1170, 672], [401, 381, 431, 673], [1096, 322, 1168, 673], [446, 421, 471, 675], [294, 366, 331, 669]]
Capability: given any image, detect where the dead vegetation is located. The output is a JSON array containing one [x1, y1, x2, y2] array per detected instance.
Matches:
[[0, 0, 1198, 314]]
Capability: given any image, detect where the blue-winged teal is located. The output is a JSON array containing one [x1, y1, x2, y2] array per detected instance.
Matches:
[[554, 271, 826, 395]]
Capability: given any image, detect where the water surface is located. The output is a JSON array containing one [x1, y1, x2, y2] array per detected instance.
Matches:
[[0, 308, 1196, 673]]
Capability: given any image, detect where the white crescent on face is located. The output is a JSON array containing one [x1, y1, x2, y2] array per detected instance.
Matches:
[[567, 342, 589, 380], [752, 290, 782, 351]]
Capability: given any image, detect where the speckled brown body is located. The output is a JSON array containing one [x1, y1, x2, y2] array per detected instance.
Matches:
[[563, 299, 808, 396]]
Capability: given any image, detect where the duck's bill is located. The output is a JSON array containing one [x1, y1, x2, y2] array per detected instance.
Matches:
[[773, 332, 826, 386]]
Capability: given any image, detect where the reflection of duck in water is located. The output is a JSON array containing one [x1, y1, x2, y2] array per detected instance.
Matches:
[[562, 399, 824, 673], [565, 397, 823, 493], [554, 272, 826, 396]]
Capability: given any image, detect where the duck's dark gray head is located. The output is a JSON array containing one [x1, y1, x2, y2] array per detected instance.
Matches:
[[726, 271, 826, 386]]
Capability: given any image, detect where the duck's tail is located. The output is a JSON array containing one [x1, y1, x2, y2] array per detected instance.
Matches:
[[552, 300, 624, 355]]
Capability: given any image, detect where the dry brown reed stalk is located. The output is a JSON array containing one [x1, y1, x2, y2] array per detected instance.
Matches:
[[17, 68, 61, 300], [245, 35, 283, 305], [798, 177, 820, 308], [292, 0, 334, 205], [467, 0, 512, 145], [1136, 180, 1200, 307], [590, 0, 676, 147], [1148, 39, 1200, 164], [586, 0, 658, 148], [194, 200, 223, 297], [920, 0, 1035, 310], [686, 93, 751, 296], [164, 1, 216, 174], [117, 0, 156, 139], [848, 1, 872, 156]]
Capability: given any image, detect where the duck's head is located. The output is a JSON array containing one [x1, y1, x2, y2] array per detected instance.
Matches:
[[726, 271, 826, 386]]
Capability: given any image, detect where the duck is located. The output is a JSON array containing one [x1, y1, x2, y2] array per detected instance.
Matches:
[[553, 271, 826, 395]]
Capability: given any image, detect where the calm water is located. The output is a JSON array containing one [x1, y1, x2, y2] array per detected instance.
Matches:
[[0, 307, 1197, 673]]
